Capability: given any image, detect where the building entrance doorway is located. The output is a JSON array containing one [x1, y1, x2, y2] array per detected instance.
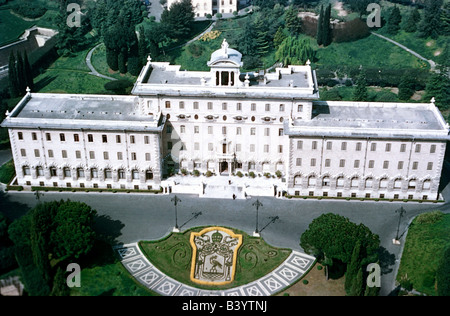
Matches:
[[220, 161, 229, 175]]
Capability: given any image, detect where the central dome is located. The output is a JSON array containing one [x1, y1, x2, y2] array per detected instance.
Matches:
[[208, 39, 243, 68]]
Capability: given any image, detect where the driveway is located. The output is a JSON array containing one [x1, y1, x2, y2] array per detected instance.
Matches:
[[3, 188, 449, 296]]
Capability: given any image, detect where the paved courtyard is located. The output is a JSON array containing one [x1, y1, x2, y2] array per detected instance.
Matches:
[[114, 242, 315, 296]]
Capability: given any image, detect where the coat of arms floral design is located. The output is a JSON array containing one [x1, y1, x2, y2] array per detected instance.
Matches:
[[190, 227, 242, 285]]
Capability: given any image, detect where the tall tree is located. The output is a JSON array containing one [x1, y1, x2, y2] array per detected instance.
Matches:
[[345, 240, 362, 294], [16, 51, 25, 95], [441, 2, 450, 36], [161, 0, 195, 40], [23, 50, 33, 91], [386, 6, 402, 35], [418, 0, 443, 39], [353, 69, 369, 101], [317, 5, 324, 46], [403, 8, 421, 33], [424, 72, 450, 111], [285, 6, 302, 36], [8, 52, 19, 98], [322, 4, 332, 46]]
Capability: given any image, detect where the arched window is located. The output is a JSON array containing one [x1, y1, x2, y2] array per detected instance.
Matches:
[[50, 167, 57, 177], [336, 176, 345, 188], [132, 169, 140, 180], [23, 166, 31, 176], [104, 168, 112, 179], [351, 177, 359, 188], [365, 178, 373, 189], [422, 180, 431, 190], [118, 169, 125, 180], [91, 168, 98, 179], [77, 168, 85, 178], [36, 166, 44, 177], [308, 176, 316, 187], [394, 179, 402, 189], [322, 176, 330, 187], [408, 179, 416, 189], [63, 167, 71, 178], [294, 175, 302, 186], [146, 170, 153, 181]]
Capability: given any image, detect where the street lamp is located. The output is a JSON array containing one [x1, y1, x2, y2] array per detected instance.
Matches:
[[393, 207, 406, 244], [171, 195, 181, 232], [252, 199, 263, 237]]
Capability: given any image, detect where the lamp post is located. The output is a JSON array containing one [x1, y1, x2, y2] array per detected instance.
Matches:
[[252, 199, 263, 237], [171, 195, 181, 232], [393, 207, 406, 244]]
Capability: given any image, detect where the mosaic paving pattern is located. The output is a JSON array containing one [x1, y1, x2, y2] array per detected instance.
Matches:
[[113, 243, 315, 296]]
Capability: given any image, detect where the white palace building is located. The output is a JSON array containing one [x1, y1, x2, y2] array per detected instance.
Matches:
[[2, 40, 449, 201]]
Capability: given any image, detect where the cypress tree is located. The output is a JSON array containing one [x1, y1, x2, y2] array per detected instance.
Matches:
[[8, 52, 19, 98], [345, 240, 361, 294], [349, 268, 364, 296], [403, 8, 420, 33], [322, 4, 332, 46], [418, 0, 443, 39], [16, 51, 25, 95], [353, 69, 369, 101], [23, 51, 34, 91], [317, 5, 324, 46], [386, 6, 402, 35]]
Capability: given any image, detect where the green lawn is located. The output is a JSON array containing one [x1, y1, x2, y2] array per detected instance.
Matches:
[[397, 212, 450, 295], [0, 159, 15, 184], [90, 43, 137, 82], [33, 46, 112, 95], [0, 9, 35, 46], [70, 241, 155, 296], [139, 227, 292, 291]]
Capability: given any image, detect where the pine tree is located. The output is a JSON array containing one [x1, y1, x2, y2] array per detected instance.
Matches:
[[386, 6, 402, 35], [137, 25, 148, 66], [441, 2, 450, 36], [418, 0, 443, 39], [316, 5, 324, 46], [353, 69, 369, 101], [285, 6, 302, 36], [403, 8, 420, 33], [16, 51, 26, 95], [8, 52, 19, 98], [274, 27, 287, 49]]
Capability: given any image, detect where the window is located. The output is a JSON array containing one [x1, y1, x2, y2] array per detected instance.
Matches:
[[89, 151, 95, 159], [179, 101, 185, 109], [312, 141, 317, 150], [18, 132, 23, 140], [236, 127, 241, 135], [370, 143, 377, 151], [326, 142, 332, 150], [88, 134, 93, 142], [104, 169, 112, 179], [222, 127, 227, 135], [117, 152, 123, 160], [194, 143, 200, 151], [194, 102, 199, 110], [194, 126, 200, 134], [77, 168, 85, 178], [354, 160, 360, 168], [32, 132, 37, 140], [385, 143, 391, 152], [423, 180, 431, 190], [339, 159, 345, 168], [208, 102, 213, 110], [20, 149, 26, 157], [131, 152, 137, 160], [146, 170, 153, 180], [430, 145, 436, 154], [337, 177, 345, 187], [250, 128, 256, 136], [236, 144, 241, 152], [368, 160, 374, 168], [264, 128, 270, 136], [408, 179, 416, 189], [308, 176, 316, 187], [222, 103, 227, 111], [351, 178, 359, 188], [322, 177, 330, 187], [297, 105, 303, 112], [23, 166, 31, 176], [265, 104, 270, 112], [60, 133, 65, 142], [383, 161, 389, 169], [398, 161, 404, 169], [365, 178, 373, 188], [130, 135, 135, 144], [264, 145, 270, 153], [356, 142, 362, 151], [296, 158, 302, 166], [63, 167, 71, 178], [394, 179, 402, 189], [34, 149, 40, 158], [415, 144, 421, 153], [102, 135, 108, 143], [341, 142, 347, 151], [208, 143, 214, 151], [278, 145, 283, 153], [48, 150, 54, 158], [50, 167, 57, 177], [379, 178, 388, 189], [310, 158, 316, 167], [250, 144, 255, 152], [118, 169, 125, 179], [103, 152, 109, 160], [325, 159, 331, 167], [74, 134, 79, 142], [251, 103, 256, 111], [165, 101, 171, 108], [145, 153, 151, 161], [400, 144, 406, 152], [279, 104, 285, 112], [36, 167, 44, 177], [279, 129, 284, 136], [180, 125, 186, 133], [132, 170, 139, 180], [412, 161, 418, 170], [62, 150, 67, 159], [427, 162, 433, 170], [91, 168, 98, 179], [46, 133, 51, 141], [297, 141, 303, 150]]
